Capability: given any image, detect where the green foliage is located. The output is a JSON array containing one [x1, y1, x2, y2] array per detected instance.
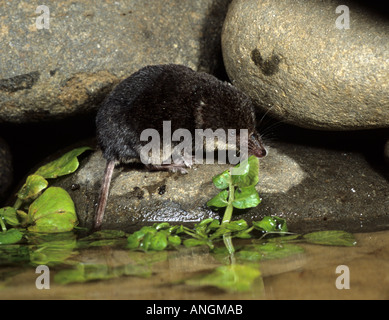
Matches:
[[206, 156, 262, 255], [34, 146, 91, 179], [0, 146, 91, 244], [0, 207, 20, 229], [17, 175, 48, 202], [127, 223, 182, 251], [27, 187, 77, 233], [207, 156, 261, 223], [252, 216, 288, 234], [0, 229, 24, 245]]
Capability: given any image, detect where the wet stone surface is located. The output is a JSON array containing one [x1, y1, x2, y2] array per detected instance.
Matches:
[[50, 139, 389, 234]]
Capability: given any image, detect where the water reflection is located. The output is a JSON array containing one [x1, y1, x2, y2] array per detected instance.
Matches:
[[0, 230, 388, 299]]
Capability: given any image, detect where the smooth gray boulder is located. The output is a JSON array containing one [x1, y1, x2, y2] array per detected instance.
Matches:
[[0, 0, 230, 123], [222, 0, 389, 130]]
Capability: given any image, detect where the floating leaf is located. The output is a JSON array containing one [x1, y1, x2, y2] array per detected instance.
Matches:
[[168, 235, 181, 246], [17, 174, 48, 201], [34, 146, 92, 179], [0, 229, 24, 245], [151, 231, 169, 251], [303, 230, 357, 247], [186, 264, 261, 292], [127, 230, 148, 249], [28, 187, 78, 233], [232, 185, 261, 209], [127, 225, 178, 251], [253, 216, 288, 233]]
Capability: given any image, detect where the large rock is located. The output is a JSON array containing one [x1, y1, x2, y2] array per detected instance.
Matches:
[[45, 139, 389, 233], [0, 137, 12, 203], [0, 0, 230, 123], [222, 0, 389, 130]]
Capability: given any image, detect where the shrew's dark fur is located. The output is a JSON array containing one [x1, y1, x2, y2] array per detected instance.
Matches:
[[94, 64, 266, 230]]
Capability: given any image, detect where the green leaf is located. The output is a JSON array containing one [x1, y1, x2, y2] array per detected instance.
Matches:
[[225, 219, 249, 232], [16, 210, 29, 227], [34, 146, 92, 179], [252, 216, 288, 233], [234, 228, 253, 239], [0, 229, 24, 245], [230, 156, 259, 187], [149, 232, 168, 251], [208, 219, 220, 230], [230, 158, 249, 178], [168, 235, 181, 246], [303, 230, 357, 247], [127, 226, 157, 250], [0, 207, 20, 227], [28, 187, 78, 233], [154, 222, 170, 231], [186, 264, 261, 292], [207, 190, 229, 208], [232, 186, 261, 209], [17, 174, 48, 201], [139, 232, 153, 251], [197, 218, 216, 227], [212, 170, 231, 189], [127, 225, 179, 251], [127, 230, 145, 249]]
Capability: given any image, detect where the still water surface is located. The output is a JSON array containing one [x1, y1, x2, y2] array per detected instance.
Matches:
[[0, 229, 388, 300]]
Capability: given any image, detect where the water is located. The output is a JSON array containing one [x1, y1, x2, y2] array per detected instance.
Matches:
[[0, 229, 388, 300]]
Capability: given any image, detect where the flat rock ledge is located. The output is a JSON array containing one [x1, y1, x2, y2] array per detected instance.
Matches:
[[47, 140, 389, 234]]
